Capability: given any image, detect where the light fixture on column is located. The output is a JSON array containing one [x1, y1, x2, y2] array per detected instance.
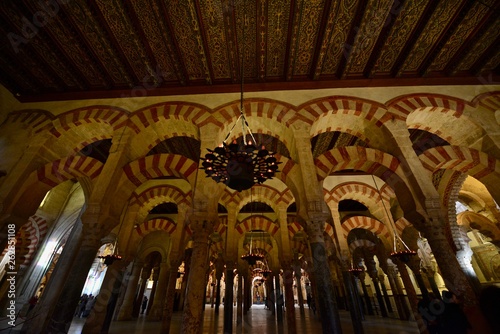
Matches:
[[200, 3, 280, 192], [371, 175, 416, 263], [241, 190, 265, 265], [241, 226, 265, 265], [98, 219, 124, 266]]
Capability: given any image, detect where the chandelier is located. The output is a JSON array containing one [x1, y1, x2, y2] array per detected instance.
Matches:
[[200, 6, 280, 192], [371, 175, 416, 263]]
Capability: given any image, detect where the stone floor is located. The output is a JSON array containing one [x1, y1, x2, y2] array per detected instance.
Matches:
[[64, 304, 419, 334]]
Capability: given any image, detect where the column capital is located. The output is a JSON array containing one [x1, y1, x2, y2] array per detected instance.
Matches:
[[188, 213, 216, 242], [305, 220, 325, 243]]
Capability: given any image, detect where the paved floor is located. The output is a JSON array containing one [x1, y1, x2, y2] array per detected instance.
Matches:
[[71, 305, 419, 334], [1, 305, 419, 333]]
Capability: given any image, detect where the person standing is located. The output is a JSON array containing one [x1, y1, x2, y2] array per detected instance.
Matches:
[[141, 296, 148, 315]]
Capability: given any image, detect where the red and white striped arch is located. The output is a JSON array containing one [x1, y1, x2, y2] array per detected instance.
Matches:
[[288, 220, 304, 238], [135, 218, 177, 237], [132, 102, 218, 133], [214, 98, 297, 148], [324, 223, 335, 241], [1, 215, 48, 266], [342, 216, 391, 241], [325, 182, 394, 208], [394, 217, 413, 237], [315, 147, 402, 181], [349, 239, 376, 252], [300, 96, 396, 127], [4, 109, 54, 134], [420, 146, 500, 180], [290, 240, 308, 255], [123, 154, 198, 187], [220, 183, 294, 210], [49, 106, 129, 138], [235, 216, 279, 237], [471, 91, 500, 112], [387, 93, 468, 117], [243, 240, 273, 255], [130, 185, 192, 209], [214, 216, 227, 236], [306, 97, 398, 142], [36, 156, 103, 187]]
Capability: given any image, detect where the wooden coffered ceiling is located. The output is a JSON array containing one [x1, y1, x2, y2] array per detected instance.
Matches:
[[0, 0, 499, 102]]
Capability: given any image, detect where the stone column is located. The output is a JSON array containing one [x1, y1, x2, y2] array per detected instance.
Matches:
[[341, 261, 364, 334], [293, 264, 305, 313], [378, 274, 393, 313], [406, 259, 429, 301], [148, 261, 169, 320], [223, 261, 235, 334], [423, 206, 479, 306], [82, 259, 129, 334], [386, 261, 408, 320], [19, 216, 84, 334], [283, 264, 297, 334], [359, 272, 374, 315], [244, 272, 251, 314], [365, 257, 388, 317], [146, 266, 160, 315], [395, 260, 429, 334], [214, 256, 224, 314], [116, 261, 143, 320], [178, 248, 192, 310], [236, 271, 243, 325], [181, 215, 214, 334], [267, 273, 275, 314], [306, 219, 343, 333], [274, 271, 283, 322], [43, 227, 102, 333], [160, 259, 181, 334], [133, 265, 152, 317]]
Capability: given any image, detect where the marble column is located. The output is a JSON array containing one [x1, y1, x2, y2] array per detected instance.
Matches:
[[147, 266, 160, 315], [386, 263, 407, 320], [148, 261, 169, 320], [359, 272, 374, 315], [307, 220, 343, 333], [236, 272, 243, 325], [274, 272, 283, 322], [44, 229, 102, 333], [391, 260, 411, 320], [181, 216, 214, 334], [365, 257, 388, 317], [223, 261, 235, 334], [395, 260, 429, 334], [116, 261, 143, 320], [214, 256, 224, 314], [283, 265, 297, 334], [422, 213, 479, 306], [374, 274, 394, 313], [19, 218, 84, 334], [406, 259, 429, 301], [133, 265, 152, 317], [160, 260, 181, 334], [341, 266, 364, 334], [82, 259, 129, 334], [267, 273, 275, 314], [424, 270, 441, 299], [244, 272, 251, 314], [294, 267, 305, 313], [178, 249, 192, 311]]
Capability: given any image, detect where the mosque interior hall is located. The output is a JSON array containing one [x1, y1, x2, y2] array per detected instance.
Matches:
[[1, 1, 500, 333]]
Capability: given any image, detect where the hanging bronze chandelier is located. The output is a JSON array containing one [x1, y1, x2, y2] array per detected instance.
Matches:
[[200, 3, 280, 192], [371, 175, 416, 263], [202, 140, 279, 192]]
